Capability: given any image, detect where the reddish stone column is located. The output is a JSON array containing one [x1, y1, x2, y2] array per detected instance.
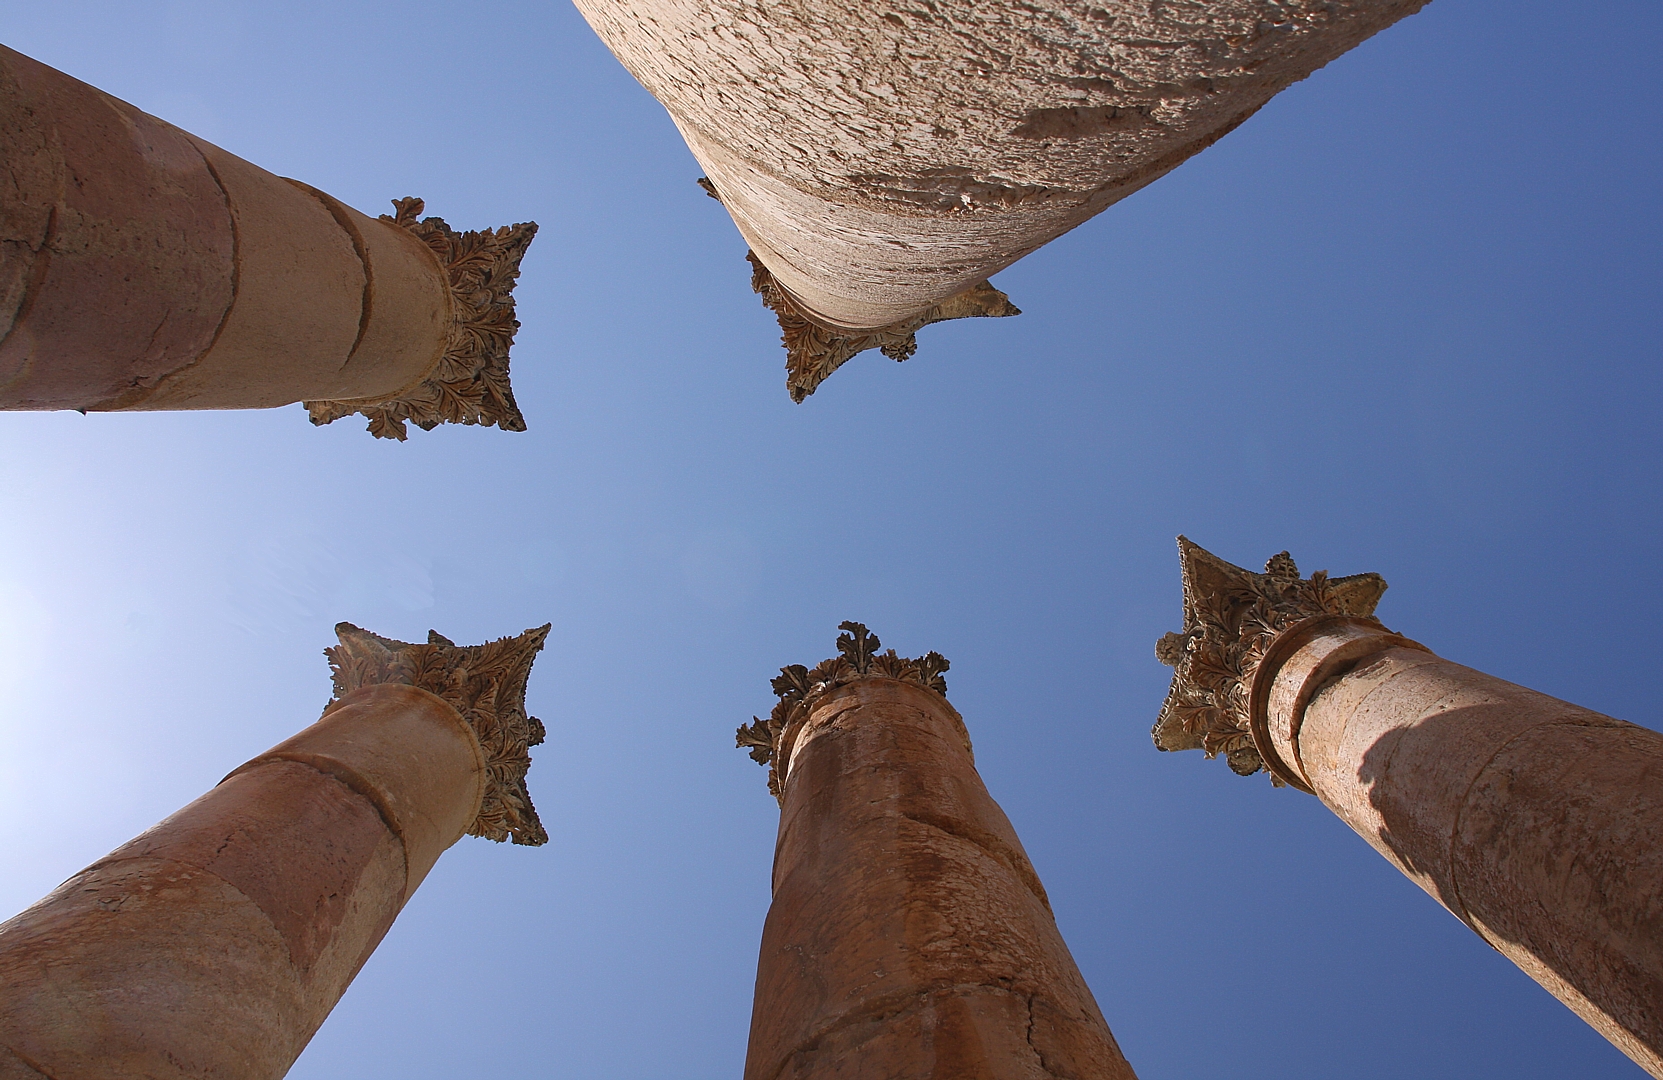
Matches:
[[0, 45, 537, 439], [0, 622, 549, 1079], [736, 622, 1137, 1080], [1153, 538, 1663, 1077]]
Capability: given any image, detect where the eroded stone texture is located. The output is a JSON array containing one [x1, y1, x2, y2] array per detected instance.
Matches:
[[579, 0, 1428, 389], [740, 623, 1136, 1080], [1154, 540, 1663, 1078], [0, 623, 549, 1077], [0, 46, 536, 437]]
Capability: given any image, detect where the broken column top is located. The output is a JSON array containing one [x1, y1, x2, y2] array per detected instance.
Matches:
[[737, 621, 953, 804]]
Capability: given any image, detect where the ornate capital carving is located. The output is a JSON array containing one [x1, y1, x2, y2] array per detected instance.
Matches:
[[699, 178, 1018, 401], [323, 621, 552, 845], [1152, 537, 1388, 784], [306, 197, 538, 441], [737, 621, 950, 803], [747, 253, 1019, 402]]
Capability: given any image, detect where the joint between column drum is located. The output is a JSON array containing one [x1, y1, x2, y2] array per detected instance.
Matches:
[[1252, 616, 1430, 795], [230, 751, 412, 855]]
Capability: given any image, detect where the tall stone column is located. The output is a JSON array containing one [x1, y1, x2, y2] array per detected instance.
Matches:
[[1152, 538, 1663, 1077], [0, 622, 550, 1079], [0, 45, 537, 439], [577, 0, 1428, 400], [736, 622, 1137, 1079]]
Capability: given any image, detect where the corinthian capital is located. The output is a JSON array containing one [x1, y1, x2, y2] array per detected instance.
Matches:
[[323, 621, 551, 844], [737, 621, 951, 803], [1152, 537, 1389, 783], [306, 198, 538, 441], [746, 252, 1019, 403]]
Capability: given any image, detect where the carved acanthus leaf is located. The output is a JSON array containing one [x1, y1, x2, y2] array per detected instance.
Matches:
[[324, 621, 552, 845], [695, 180, 1019, 402], [305, 197, 538, 441], [737, 620, 950, 803], [747, 253, 1019, 402], [1152, 537, 1387, 783]]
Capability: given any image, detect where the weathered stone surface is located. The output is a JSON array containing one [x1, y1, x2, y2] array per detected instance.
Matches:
[[0, 44, 234, 410], [742, 624, 1136, 1080], [579, 0, 1429, 386], [0, 46, 536, 434], [1297, 650, 1663, 1078], [238, 683, 486, 895], [0, 622, 548, 1077], [1156, 540, 1663, 1077]]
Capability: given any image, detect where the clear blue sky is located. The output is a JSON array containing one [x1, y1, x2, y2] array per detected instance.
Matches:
[[1, 2, 1659, 1077]]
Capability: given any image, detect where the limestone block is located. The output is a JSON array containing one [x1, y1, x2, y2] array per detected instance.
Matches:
[[322, 194, 453, 404], [135, 140, 368, 409], [0, 857, 313, 1078]]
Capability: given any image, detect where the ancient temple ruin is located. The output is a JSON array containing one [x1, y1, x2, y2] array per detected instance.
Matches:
[[2, 2, 1658, 1077]]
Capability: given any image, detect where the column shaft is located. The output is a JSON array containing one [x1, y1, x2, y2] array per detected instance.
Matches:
[[0, 620, 550, 1079], [579, 0, 1428, 396], [743, 627, 1136, 1079], [1267, 627, 1663, 1077], [0, 684, 476, 1077], [1153, 540, 1663, 1077], [0, 46, 535, 437]]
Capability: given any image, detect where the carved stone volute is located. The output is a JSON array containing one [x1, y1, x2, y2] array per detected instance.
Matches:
[[738, 621, 951, 804], [1152, 537, 1390, 785], [324, 621, 551, 844]]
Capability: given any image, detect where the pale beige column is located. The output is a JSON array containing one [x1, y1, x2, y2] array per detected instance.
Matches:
[[736, 622, 1137, 1079], [0, 622, 549, 1079], [0, 45, 537, 439], [577, 0, 1429, 400], [1153, 538, 1663, 1077]]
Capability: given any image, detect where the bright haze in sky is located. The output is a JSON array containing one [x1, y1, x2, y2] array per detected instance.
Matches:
[[0, 2, 1658, 1078]]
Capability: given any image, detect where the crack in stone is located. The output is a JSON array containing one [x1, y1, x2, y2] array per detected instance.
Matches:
[[898, 807, 1052, 913], [764, 982, 1054, 1080]]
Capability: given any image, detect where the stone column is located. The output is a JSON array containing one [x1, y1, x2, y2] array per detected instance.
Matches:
[[0, 622, 550, 1079], [1152, 538, 1663, 1077], [736, 622, 1137, 1079], [0, 45, 537, 439], [577, 0, 1428, 400]]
